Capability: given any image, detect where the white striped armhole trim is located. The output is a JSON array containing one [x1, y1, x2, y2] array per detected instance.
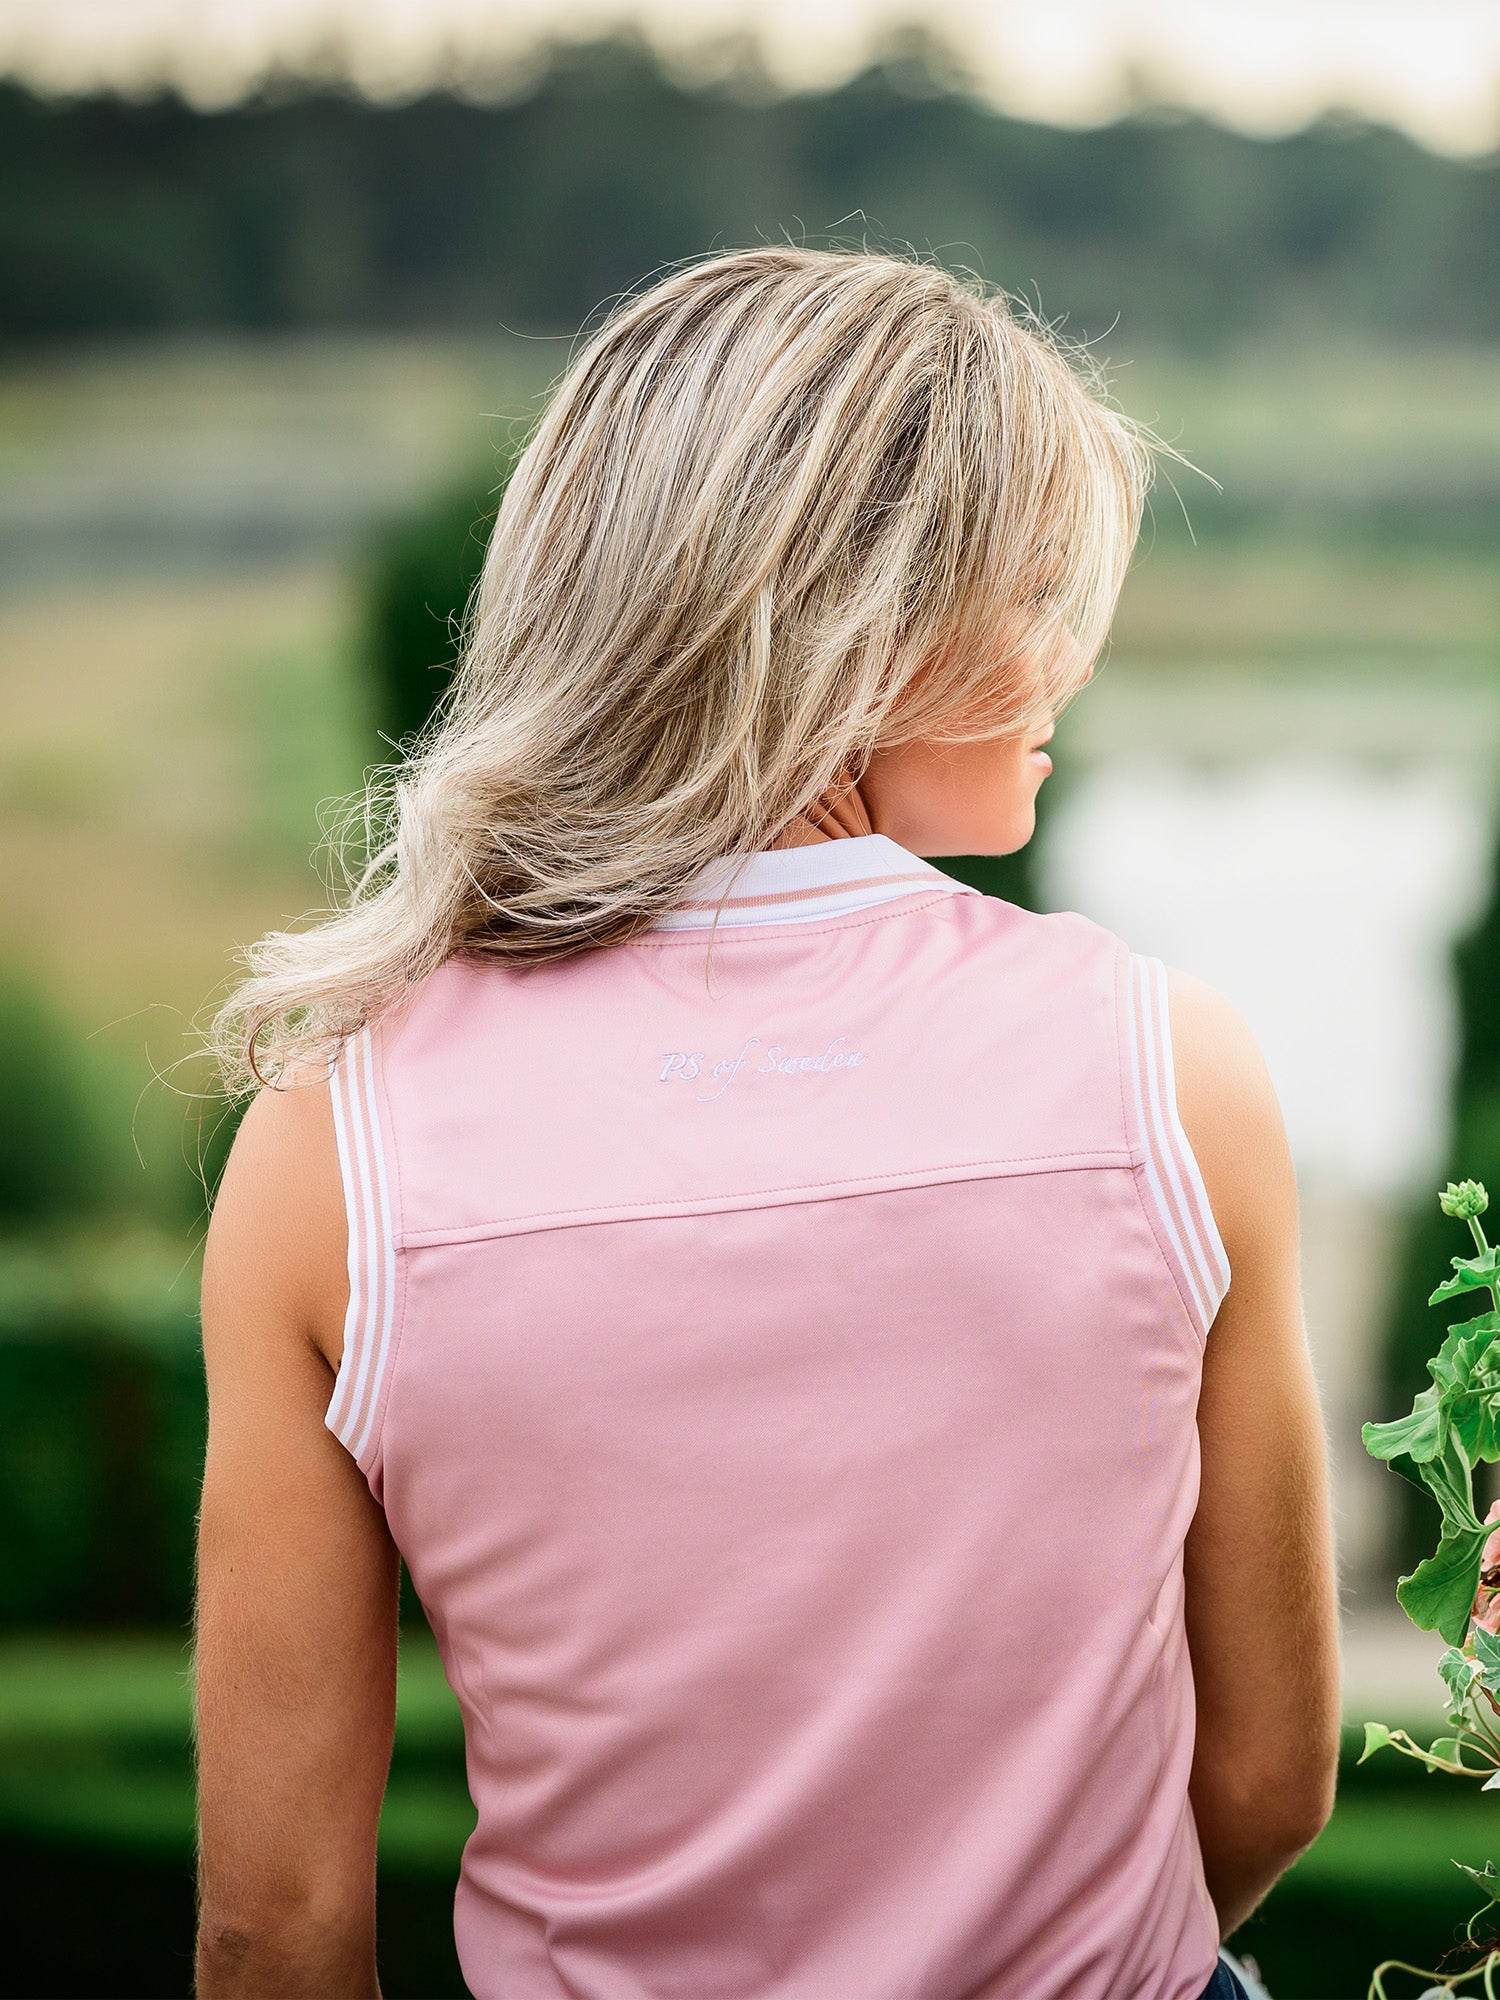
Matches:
[[1125, 952, 1232, 1340], [325, 1026, 398, 1470]]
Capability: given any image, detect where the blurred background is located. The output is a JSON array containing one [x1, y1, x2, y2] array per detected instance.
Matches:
[[3, 1, 1500, 1993]]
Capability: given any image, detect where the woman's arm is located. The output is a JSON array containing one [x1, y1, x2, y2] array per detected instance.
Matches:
[[195, 1074, 399, 1998], [1168, 965, 1343, 1942]]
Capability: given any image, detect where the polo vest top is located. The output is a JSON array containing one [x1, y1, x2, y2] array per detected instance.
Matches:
[[326, 832, 1231, 2000]]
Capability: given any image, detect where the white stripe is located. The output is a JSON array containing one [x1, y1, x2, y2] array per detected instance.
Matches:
[[1144, 955, 1231, 1308], [1138, 957, 1218, 1328], [1136, 952, 1240, 1328], [325, 1044, 363, 1441], [1145, 956, 1232, 1303], [333, 1028, 382, 1453], [1130, 955, 1213, 1333], [349, 1025, 399, 1465], [1127, 957, 1202, 1322]]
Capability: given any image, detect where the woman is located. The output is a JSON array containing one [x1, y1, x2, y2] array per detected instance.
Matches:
[[195, 247, 1341, 1999]]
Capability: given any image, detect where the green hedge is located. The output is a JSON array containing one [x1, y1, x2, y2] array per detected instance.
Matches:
[[362, 464, 514, 754], [0, 1236, 451, 1632], [0, 1331, 203, 1629], [0, 965, 228, 1234], [0, 1657, 1485, 2000], [0, 1236, 204, 1629]]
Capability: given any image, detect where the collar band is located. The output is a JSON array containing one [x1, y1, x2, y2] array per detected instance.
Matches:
[[647, 833, 980, 931]]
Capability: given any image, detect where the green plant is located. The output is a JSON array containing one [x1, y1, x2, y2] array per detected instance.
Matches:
[[1362, 1179, 1500, 1995]]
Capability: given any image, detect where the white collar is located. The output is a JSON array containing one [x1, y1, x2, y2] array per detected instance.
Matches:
[[648, 833, 980, 931]]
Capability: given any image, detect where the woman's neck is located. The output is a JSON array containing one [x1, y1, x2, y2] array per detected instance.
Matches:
[[768, 780, 875, 848]]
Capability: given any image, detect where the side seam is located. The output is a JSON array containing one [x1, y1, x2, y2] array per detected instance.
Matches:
[[1125, 952, 1233, 1341], [325, 1024, 400, 1481]]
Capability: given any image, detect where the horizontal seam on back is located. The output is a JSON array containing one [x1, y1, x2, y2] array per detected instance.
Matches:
[[399, 1149, 1137, 1248]]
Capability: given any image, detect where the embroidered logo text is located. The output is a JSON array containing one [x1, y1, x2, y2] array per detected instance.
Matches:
[[658, 1034, 868, 1104]]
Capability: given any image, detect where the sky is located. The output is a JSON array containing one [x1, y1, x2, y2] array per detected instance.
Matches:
[[3, 0, 1500, 155]]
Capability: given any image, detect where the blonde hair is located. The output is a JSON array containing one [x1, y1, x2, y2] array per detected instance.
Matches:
[[214, 246, 1156, 1094]]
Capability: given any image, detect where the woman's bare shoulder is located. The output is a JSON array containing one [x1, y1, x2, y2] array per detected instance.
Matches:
[[203, 1069, 347, 1372], [1163, 964, 1298, 1281]]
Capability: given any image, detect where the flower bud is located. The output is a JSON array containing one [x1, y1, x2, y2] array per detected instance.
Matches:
[[1440, 1180, 1490, 1221]]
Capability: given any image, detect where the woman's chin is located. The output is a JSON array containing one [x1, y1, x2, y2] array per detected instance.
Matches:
[[917, 813, 1034, 858], [993, 804, 1037, 856]]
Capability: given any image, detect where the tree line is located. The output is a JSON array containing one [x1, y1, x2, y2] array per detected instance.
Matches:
[[4, 32, 1500, 348]]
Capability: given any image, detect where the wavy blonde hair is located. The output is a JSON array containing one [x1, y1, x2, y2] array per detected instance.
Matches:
[[213, 246, 1157, 1094]]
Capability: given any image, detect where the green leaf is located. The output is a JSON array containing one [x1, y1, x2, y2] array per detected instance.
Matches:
[[1454, 1857, 1500, 1906], [1418, 1425, 1484, 1539], [1450, 1389, 1500, 1467], [1364, 1385, 1442, 1466], [1430, 1249, 1500, 1306], [1359, 1721, 1396, 1763], [1383, 1450, 1434, 1494], [1431, 1313, 1500, 1385], [1428, 1735, 1464, 1767], [1397, 1524, 1491, 1643], [1369, 1187, 1500, 1645], [1426, 1319, 1500, 1463], [1441, 1646, 1481, 1706], [1365, 1317, 1500, 1490], [1474, 1624, 1500, 1690]]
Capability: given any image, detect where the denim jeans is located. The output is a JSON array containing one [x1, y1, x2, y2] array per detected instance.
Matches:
[[1195, 1953, 1250, 2000]]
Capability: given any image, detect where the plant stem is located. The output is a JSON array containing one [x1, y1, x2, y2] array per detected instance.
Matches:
[[1368, 1958, 1456, 1995], [1469, 1215, 1500, 1317], [1465, 1707, 1500, 1762]]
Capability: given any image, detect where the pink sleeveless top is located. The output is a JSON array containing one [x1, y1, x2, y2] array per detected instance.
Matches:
[[326, 833, 1230, 2000]]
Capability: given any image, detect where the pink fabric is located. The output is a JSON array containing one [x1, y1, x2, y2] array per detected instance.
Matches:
[[337, 863, 1223, 1999]]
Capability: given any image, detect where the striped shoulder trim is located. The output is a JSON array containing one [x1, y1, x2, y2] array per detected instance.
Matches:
[[1125, 952, 1232, 1339], [325, 1026, 399, 1470]]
